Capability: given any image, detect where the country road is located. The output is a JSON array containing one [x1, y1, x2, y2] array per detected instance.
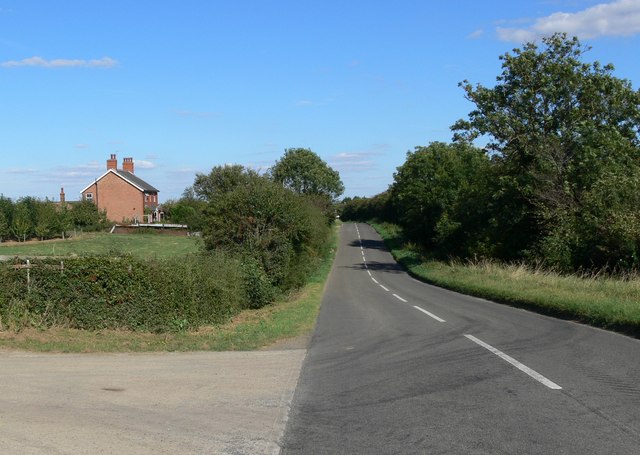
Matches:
[[280, 222, 640, 454]]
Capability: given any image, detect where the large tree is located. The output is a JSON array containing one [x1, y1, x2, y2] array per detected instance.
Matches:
[[452, 33, 640, 267], [270, 148, 344, 201]]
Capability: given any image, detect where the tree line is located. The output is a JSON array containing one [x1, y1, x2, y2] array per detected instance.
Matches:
[[341, 34, 640, 273], [0, 197, 106, 243]]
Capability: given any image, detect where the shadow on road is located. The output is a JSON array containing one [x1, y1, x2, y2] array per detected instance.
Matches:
[[346, 261, 404, 274], [349, 239, 387, 251]]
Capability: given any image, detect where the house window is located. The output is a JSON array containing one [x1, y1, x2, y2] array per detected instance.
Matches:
[[145, 194, 149, 202], [85, 193, 93, 200]]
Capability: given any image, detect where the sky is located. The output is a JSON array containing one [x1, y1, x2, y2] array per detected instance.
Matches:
[[1, 0, 639, 202]]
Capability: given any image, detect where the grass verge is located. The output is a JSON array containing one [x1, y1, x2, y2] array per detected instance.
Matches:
[[0, 224, 338, 352], [371, 221, 640, 337]]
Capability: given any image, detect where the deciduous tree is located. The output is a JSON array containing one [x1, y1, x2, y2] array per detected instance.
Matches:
[[270, 148, 344, 201]]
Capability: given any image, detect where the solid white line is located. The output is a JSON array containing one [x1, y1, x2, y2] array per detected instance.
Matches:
[[371, 277, 378, 284], [367, 270, 372, 276], [392, 294, 407, 303], [379, 285, 389, 292], [464, 334, 562, 390], [413, 305, 446, 323]]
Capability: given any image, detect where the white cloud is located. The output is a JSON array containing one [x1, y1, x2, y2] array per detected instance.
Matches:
[[4, 168, 38, 175], [135, 160, 156, 170], [1, 56, 118, 68], [330, 151, 379, 173], [468, 28, 484, 39], [75, 143, 89, 149], [498, 0, 640, 41]]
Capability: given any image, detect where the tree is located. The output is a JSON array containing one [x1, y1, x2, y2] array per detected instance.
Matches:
[[34, 201, 59, 241], [201, 169, 329, 293], [11, 202, 33, 242], [190, 164, 259, 202], [452, 33, 640, 266], [0, 196, 13, 242], [70, 200, 106, 230], [270, 148, 344, 201], [0, 210, 9, 242], [390, 142, 492, 257]]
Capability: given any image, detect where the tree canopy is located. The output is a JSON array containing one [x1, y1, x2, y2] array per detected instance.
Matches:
[[270, 148, 344, 201], [343, 34, 640, 271]]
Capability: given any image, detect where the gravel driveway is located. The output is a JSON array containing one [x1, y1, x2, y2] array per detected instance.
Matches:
[[0, 349, 306, 454]]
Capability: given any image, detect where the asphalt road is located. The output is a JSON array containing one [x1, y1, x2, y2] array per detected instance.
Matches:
[[280, 222, 640, 454]]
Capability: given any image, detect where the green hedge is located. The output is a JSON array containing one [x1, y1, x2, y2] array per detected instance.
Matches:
[[0, 252, 246, 332]]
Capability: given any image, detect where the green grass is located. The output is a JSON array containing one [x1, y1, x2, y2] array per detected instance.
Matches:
[[371, 221, 640, 337], [0, 232, 200, 259], [0, 224, 338, 352]]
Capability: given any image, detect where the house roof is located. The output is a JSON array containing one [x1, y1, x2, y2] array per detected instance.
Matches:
[[80, 169, 159, 194]]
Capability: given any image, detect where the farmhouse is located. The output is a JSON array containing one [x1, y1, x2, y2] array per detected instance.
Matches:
[[81, 154, 160, 223]]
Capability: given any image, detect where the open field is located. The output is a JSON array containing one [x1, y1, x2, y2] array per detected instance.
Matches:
[[0, 224, 338, 352], [0, 232, 200, 260], [372, 222, 640, 337]]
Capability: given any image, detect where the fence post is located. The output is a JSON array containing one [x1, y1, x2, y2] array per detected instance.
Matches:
[[26, 259, 30, 292]]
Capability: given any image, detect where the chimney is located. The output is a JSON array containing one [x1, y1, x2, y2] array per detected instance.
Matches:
[[60, 187, 66, 204], [107, 154, 117, 170], [122, 157, 134, 173]]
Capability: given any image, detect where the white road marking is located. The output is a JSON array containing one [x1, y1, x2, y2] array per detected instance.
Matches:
[[367, 270, 372, 277], [372, 277, 378, 284], [379, 285, 389, 292], [413, 305, 446, 323], [392, 294, 407, 303], [464, 334, 562, 390]]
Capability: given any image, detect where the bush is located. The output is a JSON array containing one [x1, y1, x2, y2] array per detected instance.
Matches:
[[0, 252, 247, 332]]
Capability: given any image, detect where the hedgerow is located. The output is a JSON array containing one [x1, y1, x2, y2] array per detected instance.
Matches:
[[0, 252, 246, 332]]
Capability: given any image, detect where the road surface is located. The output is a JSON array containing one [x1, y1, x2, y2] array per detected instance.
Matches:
[[281, 222, 640, 454]]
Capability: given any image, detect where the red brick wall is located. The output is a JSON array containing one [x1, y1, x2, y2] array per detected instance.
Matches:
[[82, 173, 144, 223]]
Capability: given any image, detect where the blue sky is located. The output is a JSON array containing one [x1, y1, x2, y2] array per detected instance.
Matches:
[[1, 0, 639, 201]]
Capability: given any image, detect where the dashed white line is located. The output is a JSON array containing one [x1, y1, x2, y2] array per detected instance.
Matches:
[[464, 334, 562, 390], [413, 305, 446, 323], [371, 277, 379, 284], [392, 294, 407, 303], [379, 285, 389, 292]]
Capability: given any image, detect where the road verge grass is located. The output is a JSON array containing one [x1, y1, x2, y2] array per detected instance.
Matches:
[[371, 221, 640, 337], [0, 224, 338, 352]]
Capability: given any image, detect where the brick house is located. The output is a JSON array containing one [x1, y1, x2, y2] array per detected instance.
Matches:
[[81, 154, 160, 223]]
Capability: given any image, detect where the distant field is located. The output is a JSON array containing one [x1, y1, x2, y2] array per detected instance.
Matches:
[[0, 232, 200, 259]]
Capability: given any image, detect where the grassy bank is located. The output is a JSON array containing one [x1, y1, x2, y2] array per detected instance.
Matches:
[[0, 224, 338, 352], [0, 232, 200, 260], [371, 221, 640, 337]]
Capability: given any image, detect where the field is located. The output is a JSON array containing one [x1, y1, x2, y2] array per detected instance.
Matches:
[[0, 232, 200, 260]]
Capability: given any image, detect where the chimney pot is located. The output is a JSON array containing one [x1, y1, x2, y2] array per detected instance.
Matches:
[[107, 154, 117, 170], [123, 157, 134, 173]]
